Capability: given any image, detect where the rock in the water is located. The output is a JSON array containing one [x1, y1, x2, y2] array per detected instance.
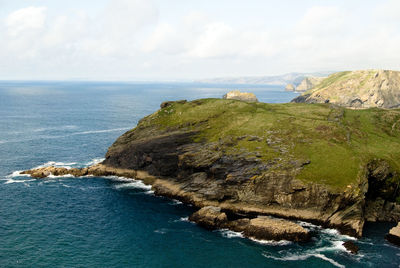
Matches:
[[222, 90, 258, 102], [385, 222, 400, 246], [189, 207, 310, 242], [188, 206, 228, 229], [343, 240, 359, 254], [239, 216, 310, 242], [285, 84, 296, 91]]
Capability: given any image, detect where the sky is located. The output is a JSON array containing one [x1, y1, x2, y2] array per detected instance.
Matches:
[[0, 0, 400, 81]]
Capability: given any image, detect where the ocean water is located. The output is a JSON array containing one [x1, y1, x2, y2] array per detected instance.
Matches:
[[0, 81, 399, 268]]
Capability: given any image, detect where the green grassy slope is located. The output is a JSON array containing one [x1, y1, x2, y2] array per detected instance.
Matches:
[[135, 99, 400, 190]]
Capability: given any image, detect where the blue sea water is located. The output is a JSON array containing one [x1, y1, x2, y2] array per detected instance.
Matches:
[[0, 81, 399, 268]]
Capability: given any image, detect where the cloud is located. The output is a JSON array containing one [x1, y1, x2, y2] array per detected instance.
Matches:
[[1, 1, 400, 80], [5, 6, 47, 37]]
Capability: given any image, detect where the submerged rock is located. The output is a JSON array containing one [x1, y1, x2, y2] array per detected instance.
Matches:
[[385, 222, 400, 246], [222, 90, 258, 102]]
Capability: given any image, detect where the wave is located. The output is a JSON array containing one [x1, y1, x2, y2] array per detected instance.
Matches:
[[85, 158, 105, 166], [71, 128, 130, 135], [33, 161, 77, 169], [3, 178, 36, 184], [32, 125, 78, 132], [250, 237, 292, 246], [113, 181, 152, 191], [170, 199, 183, 205], [218, 229, 244, 239], [0, 127, 130, 144], [262, 252, 345, 268]]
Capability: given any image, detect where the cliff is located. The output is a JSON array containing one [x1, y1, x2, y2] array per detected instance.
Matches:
[[295, 77, 326, 92], [23, 98, 400, 238], [292, 70, 400, 108]]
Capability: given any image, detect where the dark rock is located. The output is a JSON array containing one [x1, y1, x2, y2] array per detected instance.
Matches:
[[343, 240, 359, 254], [160, 100, 187, 109], [385, 222, 400, 247]]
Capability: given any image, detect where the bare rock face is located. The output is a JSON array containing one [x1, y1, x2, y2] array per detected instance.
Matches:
[[343, 241, 359, 254], [189, 207, 310, 242], [292, 70, 400, 108], [188, 206, 228, 229], [296, 77, 326, 92], [285, 84, 296, 91], [386, 222, 400, 246], [222, 90, 258, 102]]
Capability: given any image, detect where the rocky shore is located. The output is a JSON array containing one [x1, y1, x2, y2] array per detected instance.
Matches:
[[21, 97, 400, 242]]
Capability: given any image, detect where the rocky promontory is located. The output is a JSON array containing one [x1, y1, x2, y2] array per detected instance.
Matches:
[[22, 97, 400, 239], [292, 70, 400, 108]]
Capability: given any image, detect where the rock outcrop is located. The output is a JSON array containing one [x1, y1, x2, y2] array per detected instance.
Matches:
[[295, 77, 326, 92], [188, 206, 310, 242], [223, 90, 258, 102], [385, 222, 400, 246], [292, 70, 400, 108], [285, 84, 295, 91], [343, 241, 359, 254], [22, 98, 400, 239]]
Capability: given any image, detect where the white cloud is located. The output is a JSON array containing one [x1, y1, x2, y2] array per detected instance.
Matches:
[[5, 6, 47, 37], [1, 1, 400, 80]]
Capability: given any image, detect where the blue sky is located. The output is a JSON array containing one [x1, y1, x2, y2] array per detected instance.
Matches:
[[0, 0, 399, 80]]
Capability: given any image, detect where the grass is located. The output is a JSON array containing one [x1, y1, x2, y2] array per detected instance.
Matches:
[[135, 98, 400, 191]]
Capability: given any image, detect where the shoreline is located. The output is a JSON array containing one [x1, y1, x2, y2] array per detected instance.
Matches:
[[21, 163, 359, 242]]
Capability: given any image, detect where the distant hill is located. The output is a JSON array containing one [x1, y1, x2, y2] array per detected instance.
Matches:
[[197, 72, 332, 86], [292, 70, 400, 109]]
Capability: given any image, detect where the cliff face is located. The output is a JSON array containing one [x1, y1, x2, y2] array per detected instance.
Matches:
[[292, 70, 400, 108], [102, 99, 400, 236], [295, 77, 326, 92]]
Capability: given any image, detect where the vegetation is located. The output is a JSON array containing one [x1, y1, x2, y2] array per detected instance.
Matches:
[[137, 98, 400, 191]]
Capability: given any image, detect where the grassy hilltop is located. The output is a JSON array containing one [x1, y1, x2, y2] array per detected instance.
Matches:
[[134, 98, 400, 192]]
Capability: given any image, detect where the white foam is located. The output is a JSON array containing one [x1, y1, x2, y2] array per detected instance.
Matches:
[[219, 229, 244, 239], [154, 229, 167, 234], [144, 190, 155, 195], [71, 128, 130, 135], [297, 221, 320, 229], [262, 253, 345, 268], [112, 177, 151, 190], [4, 178, 36, 184], [170, 199, 183, 205], [33, 161, 77, 169], [6, 170, 32, 178], [250, 237, 292, 246], [33, 125, 78, 132], [321, 228, 357, 241], [85, 158, 105, 166], [47, 174, 75, 178]]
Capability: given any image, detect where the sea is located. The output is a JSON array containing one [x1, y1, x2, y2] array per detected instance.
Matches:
[[0, 81, 399, 268]]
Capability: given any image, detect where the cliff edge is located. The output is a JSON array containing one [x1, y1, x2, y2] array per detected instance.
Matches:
[[292, 70, 400, 108]]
